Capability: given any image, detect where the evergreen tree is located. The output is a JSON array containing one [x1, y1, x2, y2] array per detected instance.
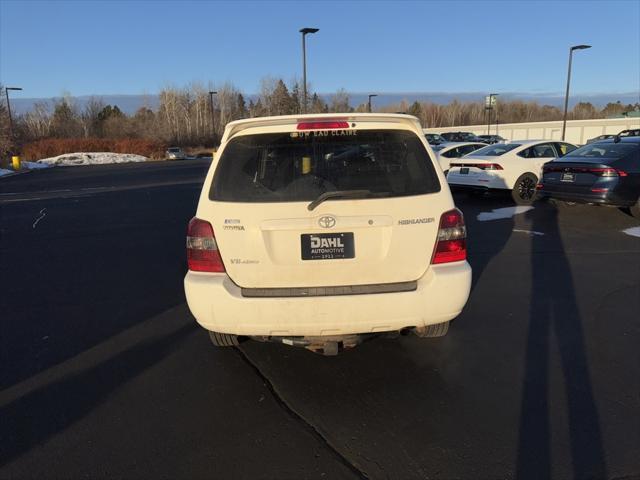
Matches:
[[270, 79, 294, 115], [408, 101, 423, 118], [236, 93, 248, 118], [310, 93, 328, 114]]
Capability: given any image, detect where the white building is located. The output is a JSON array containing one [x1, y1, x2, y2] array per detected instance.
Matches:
[[423, 117, 640, 145]]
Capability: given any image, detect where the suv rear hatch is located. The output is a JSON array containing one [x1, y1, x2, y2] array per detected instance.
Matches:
[[201, 118, 447, 289]]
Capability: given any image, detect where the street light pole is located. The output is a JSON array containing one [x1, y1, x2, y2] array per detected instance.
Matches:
[[208, 90, 217, 143], [4, 87, 22, 146], [487, 93, 498, 135], [299, 27, 319, 114], [562, 44, 591, 140], [367, 94, 377, 113]]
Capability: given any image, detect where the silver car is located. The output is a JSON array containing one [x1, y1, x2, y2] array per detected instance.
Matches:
[[166, 147, 186, 160]]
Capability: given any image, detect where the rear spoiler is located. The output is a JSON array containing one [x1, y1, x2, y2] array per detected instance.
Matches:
[[219, 113, 423, 144]]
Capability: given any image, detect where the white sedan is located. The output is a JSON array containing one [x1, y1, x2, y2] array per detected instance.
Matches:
[[431, 142, 487, 172], [446, 140, 577, 204]]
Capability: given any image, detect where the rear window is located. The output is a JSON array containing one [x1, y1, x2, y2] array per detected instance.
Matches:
[[211, 129, 440, 202], [470, 143, 520, 156], [561, 143, 639, 161]]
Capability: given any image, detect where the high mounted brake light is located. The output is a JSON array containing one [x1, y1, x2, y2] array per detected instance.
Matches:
[[187, 217, 225, 272], [431, 209, 467, 265], [297, 121, 350, 130]]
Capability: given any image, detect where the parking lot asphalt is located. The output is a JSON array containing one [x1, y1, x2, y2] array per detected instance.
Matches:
[[1, 162, 639, 479]]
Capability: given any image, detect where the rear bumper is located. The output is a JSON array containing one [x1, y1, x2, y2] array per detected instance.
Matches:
[[184, 262, 472, 336], [537, 188, 635, 207], [447, 171, 507, 190]]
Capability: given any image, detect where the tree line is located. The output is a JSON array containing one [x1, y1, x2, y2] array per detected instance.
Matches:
[[1, 79, 637, 160]]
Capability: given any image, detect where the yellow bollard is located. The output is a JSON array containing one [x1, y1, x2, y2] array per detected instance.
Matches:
[[11, 156, 21, 170]]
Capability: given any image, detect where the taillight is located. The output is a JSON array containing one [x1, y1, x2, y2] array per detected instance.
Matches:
[[431, 209, 467, 265], [590, 168, 627, 177], [536, 183, 544, 190], [450, 163, 502, 170], [187, 217, 225, 272], [544, 166, 627, 177], [297, 120, 350, 130], [475, 163, 503, 170]]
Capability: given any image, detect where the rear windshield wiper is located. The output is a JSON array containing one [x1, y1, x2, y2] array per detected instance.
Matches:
[[307, 190, 389, 211]]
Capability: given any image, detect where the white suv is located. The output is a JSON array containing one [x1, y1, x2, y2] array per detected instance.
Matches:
[[184, 114, 471, 354]]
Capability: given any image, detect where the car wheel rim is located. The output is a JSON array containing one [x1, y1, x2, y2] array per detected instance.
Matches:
[[519, 178, 535, 200]]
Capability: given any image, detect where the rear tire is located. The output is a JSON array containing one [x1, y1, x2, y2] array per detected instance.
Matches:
[[208, 330, 240, 347], [630, 198, 640, 219], [512, 173, 538, 205], [412, 321, 449, 338]]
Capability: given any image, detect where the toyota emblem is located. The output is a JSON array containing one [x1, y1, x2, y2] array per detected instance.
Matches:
[[318, 216, 336, 228]]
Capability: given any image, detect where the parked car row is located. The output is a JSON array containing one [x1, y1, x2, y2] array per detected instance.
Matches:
[[441, 133, 640, 216], [586, 128, 640, 144], [425, 131, 507, 146], [165, 147, 213, 160]]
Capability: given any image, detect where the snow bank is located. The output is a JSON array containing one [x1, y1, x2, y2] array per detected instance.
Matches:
[[623, 226, 640, 238], [38, 152, 149, 166], [0, 168, 14, 177]]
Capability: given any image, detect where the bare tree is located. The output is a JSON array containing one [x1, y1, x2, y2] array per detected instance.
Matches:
[[329, 88, 351, 113]]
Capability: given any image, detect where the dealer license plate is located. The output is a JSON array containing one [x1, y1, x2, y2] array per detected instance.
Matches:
[[301, 233, 355, 260], [561, 173, 575, 182]]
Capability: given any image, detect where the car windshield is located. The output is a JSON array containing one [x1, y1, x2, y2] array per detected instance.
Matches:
[[168, 148, 180, 152], [211, 129, 440, 202], [560, 143, 639, 161], [469, 143, 521, 156]]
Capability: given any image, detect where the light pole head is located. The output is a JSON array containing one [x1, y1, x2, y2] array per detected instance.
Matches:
[[300, 27, 319, 35], [6, 87, 23, 91], [571, 44, 592, 51], [209, 91, 217, 95]]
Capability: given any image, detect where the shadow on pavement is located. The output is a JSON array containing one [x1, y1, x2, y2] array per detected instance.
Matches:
[[454, 192, 515, 291], [0, 187, 197, 390], [516, 202, 607, 479], [0, 323, 195, 466]]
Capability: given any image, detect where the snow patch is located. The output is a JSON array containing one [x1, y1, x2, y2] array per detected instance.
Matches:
[[513, 229, 545, 236], [0, 168, 13, 177], [38, 152, 149, 166], [622, 226, 640, 238], [477, 206, 534, 221]]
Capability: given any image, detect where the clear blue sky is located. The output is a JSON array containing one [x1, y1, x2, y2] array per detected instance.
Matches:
[[1, 0, 639, 98]]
